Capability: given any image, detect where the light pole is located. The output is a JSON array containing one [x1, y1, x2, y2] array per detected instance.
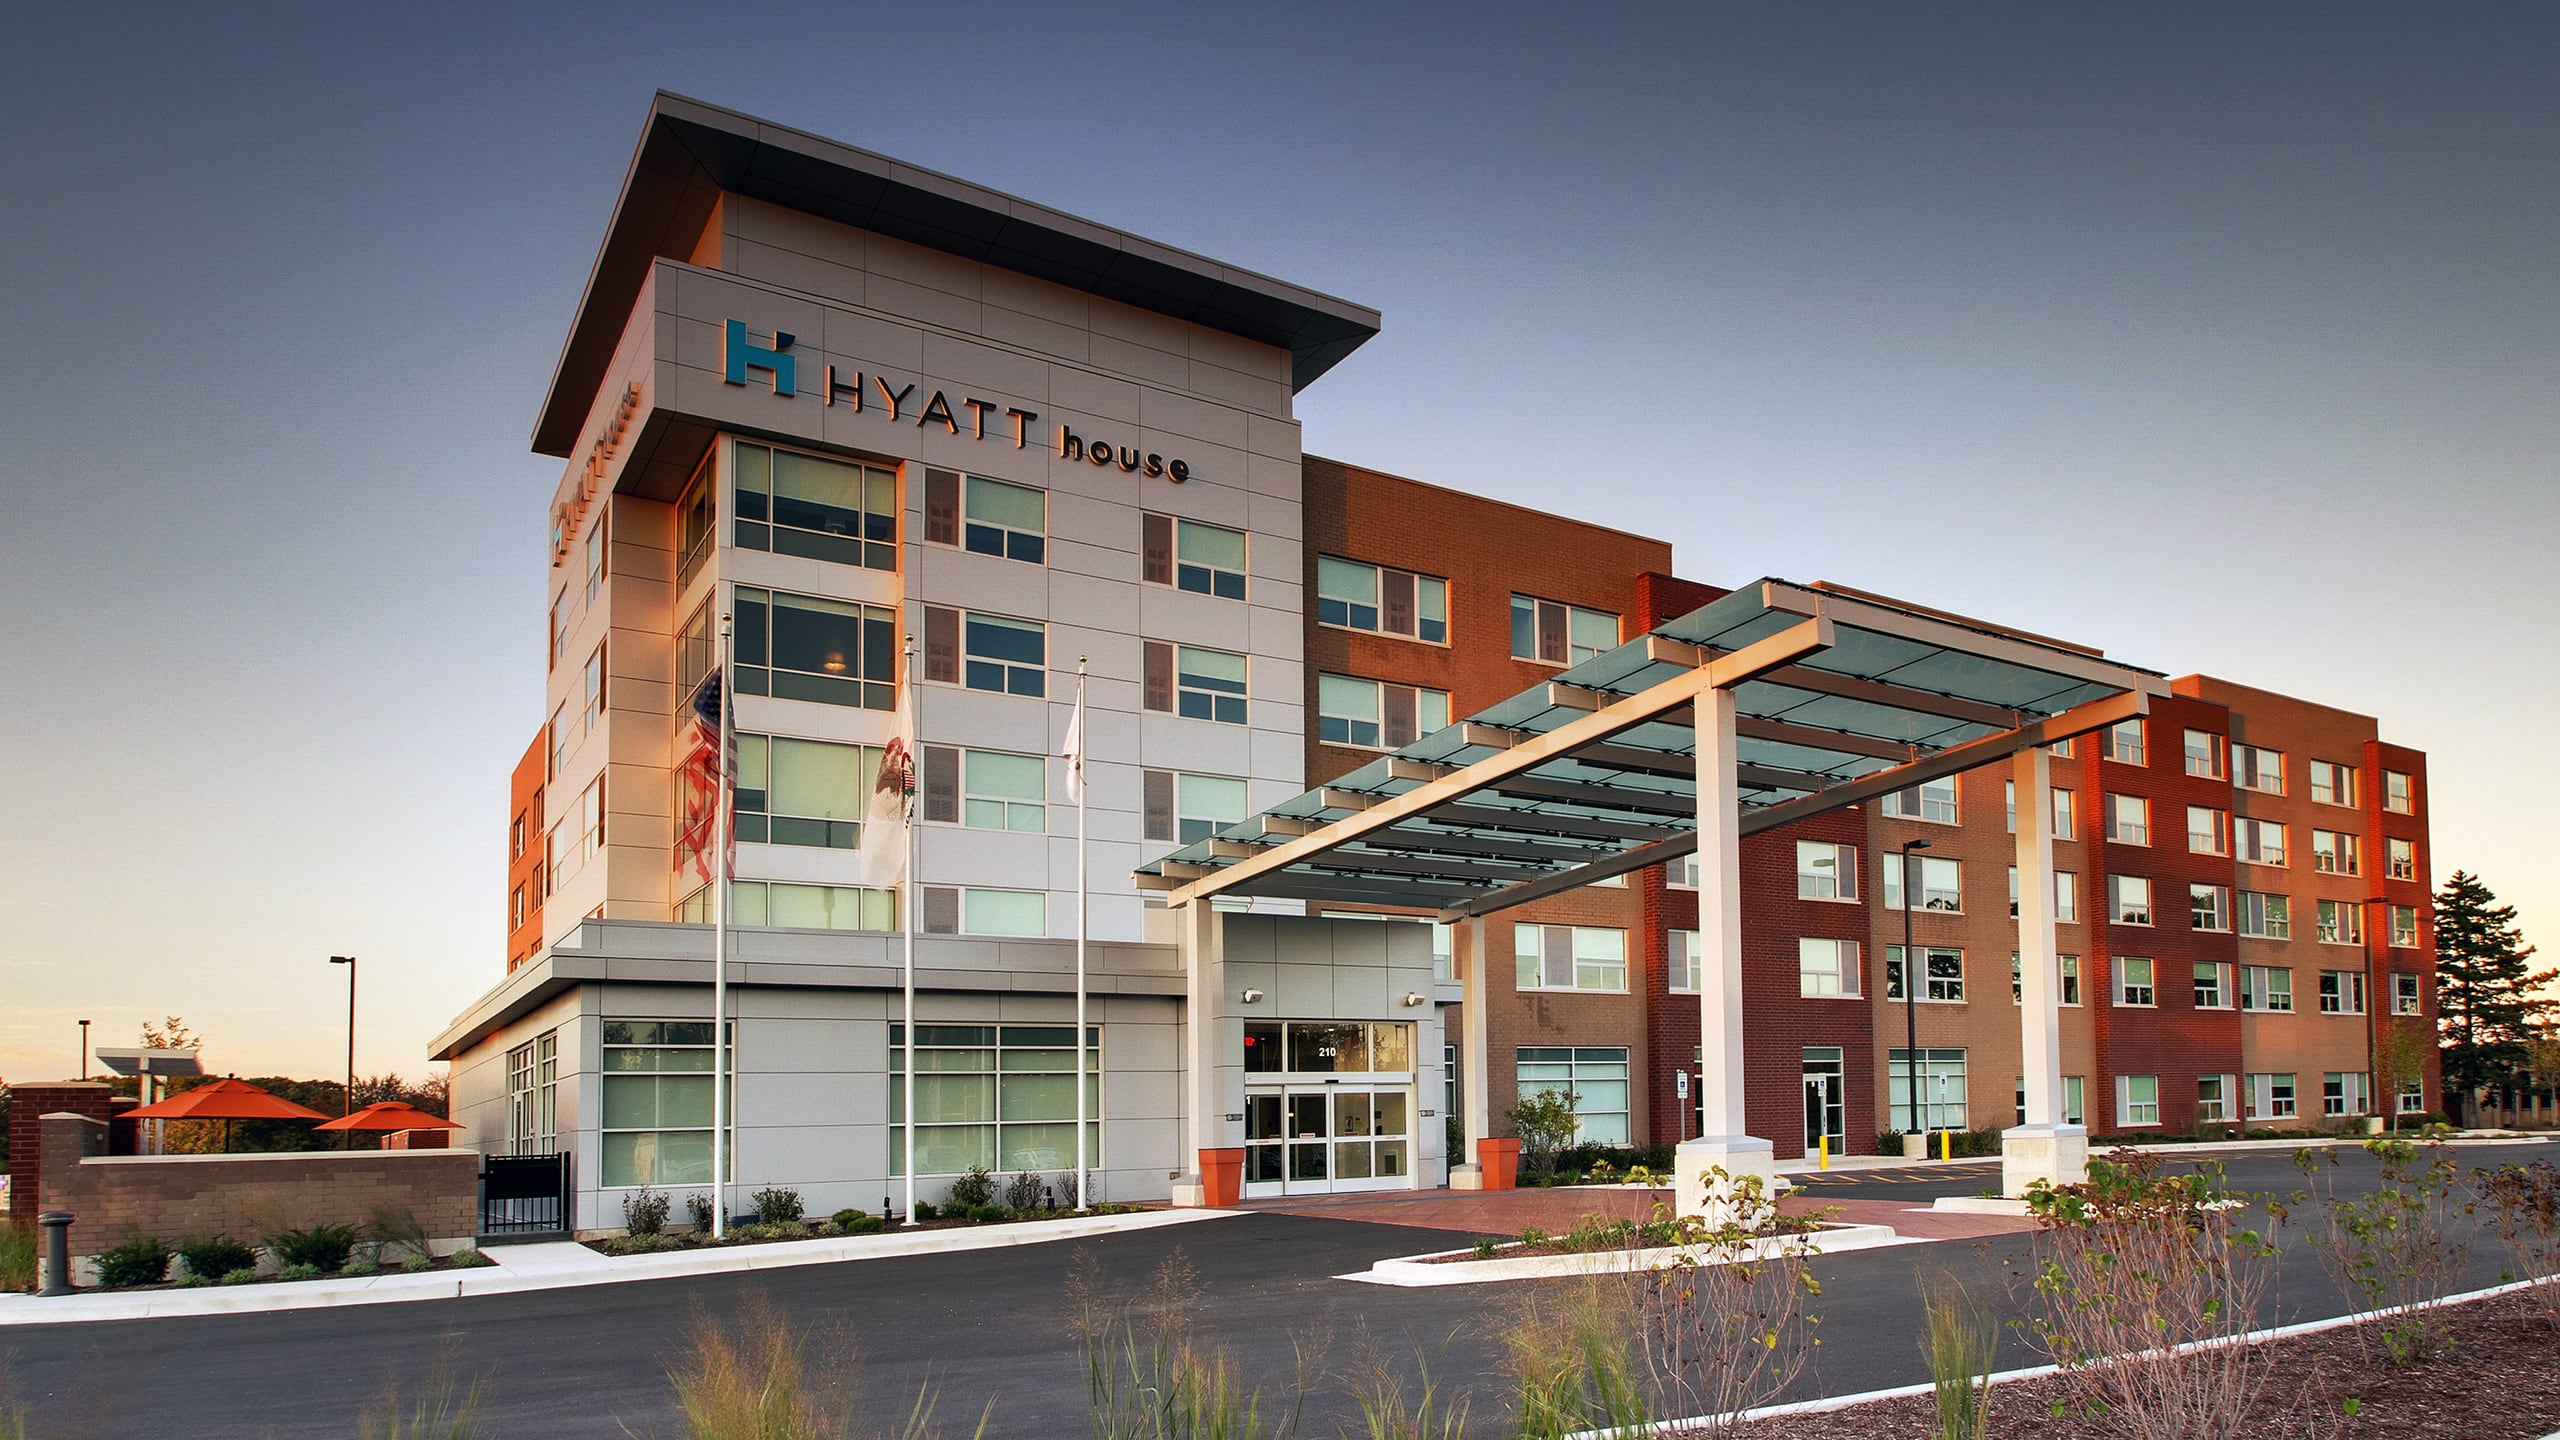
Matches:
[[327, 953, 358, 1142], [78, 1020, 90, 1081], [1899, 838, 1933, 1148]]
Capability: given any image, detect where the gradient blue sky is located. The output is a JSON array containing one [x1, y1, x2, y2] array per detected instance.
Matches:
[[3, 2, 2552, 1084]]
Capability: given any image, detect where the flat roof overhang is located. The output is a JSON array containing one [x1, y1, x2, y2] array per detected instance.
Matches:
[[533, 92, 1384, 456], [1136, 579, 2171, 917]]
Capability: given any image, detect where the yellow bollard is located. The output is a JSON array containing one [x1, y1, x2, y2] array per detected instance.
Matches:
[[1818, 1134, 1830, 1170], [1939, 1127, 1952, 1163]]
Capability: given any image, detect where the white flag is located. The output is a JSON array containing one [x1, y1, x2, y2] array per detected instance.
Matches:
[[857, 689, 914, 889], [1062, 684, 1086, 801]]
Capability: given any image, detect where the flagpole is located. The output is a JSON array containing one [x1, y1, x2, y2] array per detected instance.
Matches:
[[901, 633, 919, 1227], [1073, 656, 1090, 1214], [711, 607, 733, 1241]]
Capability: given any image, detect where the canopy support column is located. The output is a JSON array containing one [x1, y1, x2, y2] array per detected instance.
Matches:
[[1451, 916, 1494, 1189], [1675, 684, 1777, 1220], [2004, 745, 2086, 1197], [1168, 899, 1238, 1207]]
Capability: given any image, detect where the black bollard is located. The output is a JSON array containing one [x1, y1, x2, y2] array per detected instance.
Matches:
[[37, 1212, 73, 1296]]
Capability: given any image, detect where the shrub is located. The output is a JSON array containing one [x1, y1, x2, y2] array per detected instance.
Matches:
[[177, 1234, 257, 1283], [1634, 1172, 1823, 1435], [354, 1345, 489, 1440], [1075, 1250, 1314, 1440], [1507, 1089, 1582, 1177], [840, 1214, 884, 1236], [278, 1262, 323, 1281], [752, 1186, 805, 1225], [1004, 1170, 1047, 1210], [268, 1223, 360, 1273], [964, 1204, 1006, 1224], [684, 1192, 714, 1231], [451, 1249, 492, 1268], [175, 1274, 209, 1288], [0, 1222, 35, 1293], [401, 1255, 435, 1273], [2276, 1137, 2472, 1363], [1053, 1170, 1083, 1210], [913, 1201, 939, 1221], [96, 1236, 173, 1288], [219, 1267, 257, 1285], [946, 1164, 997, 1210], [830, 1208, 870, 1230], [2481, 1159, 2560, 1332], [607, 1233, 682, 1255], [623, 1185, 672, 1236], [1876, 1128, 1907, 1155], [367, 1201, 433, 1264], [1919, 1275, 1996, 1440], [1503, 1277, 1648, 1438], [342, 1257, 380, 1277]]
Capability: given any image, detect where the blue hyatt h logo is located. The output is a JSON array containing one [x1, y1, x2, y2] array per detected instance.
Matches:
[[724, 319, 797, 396]]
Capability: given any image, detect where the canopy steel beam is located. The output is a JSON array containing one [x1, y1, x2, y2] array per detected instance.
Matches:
[[1421, 802, 1681, 845]]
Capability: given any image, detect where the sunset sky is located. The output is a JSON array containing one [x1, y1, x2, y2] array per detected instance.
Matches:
[[3, 2, 2552, 1084]]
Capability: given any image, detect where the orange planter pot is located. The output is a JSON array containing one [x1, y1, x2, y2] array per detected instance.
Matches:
[[1200, 1147, 1246, 1207], [1477, 1138, 1521, 1190]]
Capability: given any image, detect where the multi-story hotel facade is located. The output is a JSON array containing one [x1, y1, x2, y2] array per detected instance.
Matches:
[[435, 95, 2438, 1228]]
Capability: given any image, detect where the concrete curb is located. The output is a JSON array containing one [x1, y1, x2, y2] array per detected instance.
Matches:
[[1343, 1222, 1908, 1288], [0, 1208, 1240, 1328]]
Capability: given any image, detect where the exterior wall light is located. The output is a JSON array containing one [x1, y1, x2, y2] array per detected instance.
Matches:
[[1239, 988, 1264, 1004], [1402, 991, 1427, 1007]]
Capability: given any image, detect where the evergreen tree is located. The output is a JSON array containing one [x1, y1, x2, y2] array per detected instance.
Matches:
[[2433, 871, 2554, 1093]]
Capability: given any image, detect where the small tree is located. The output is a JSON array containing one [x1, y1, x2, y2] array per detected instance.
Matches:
[[2435, 871, 2553, 1099], [1507, 1087, 1582, 1177], [2372, 1018, 2434, 1131]]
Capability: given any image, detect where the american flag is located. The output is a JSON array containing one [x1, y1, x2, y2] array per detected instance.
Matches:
[[681, 670, 737, 882]]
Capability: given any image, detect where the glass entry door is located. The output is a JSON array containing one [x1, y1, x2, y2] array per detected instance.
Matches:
[[1802, 1046, 1846, 1155], [1244, 1085, 1413, 1197]]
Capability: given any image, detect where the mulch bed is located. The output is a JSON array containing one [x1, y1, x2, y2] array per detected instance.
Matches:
[[585, 1204, 1159, 1256], [1416, 1218, 1828, 1264], [1735, 1289, 2560, 1439]]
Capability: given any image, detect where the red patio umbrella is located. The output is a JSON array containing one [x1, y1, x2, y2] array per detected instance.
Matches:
[[122, 1077, 332, 1152], [312, 1102, 463, 1133]]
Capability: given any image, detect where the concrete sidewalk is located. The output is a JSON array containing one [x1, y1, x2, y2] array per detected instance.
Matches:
[[0, 1207, 1236, 1328]]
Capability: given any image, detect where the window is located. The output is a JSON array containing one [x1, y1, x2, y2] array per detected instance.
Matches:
[[2237, 890, 2292, 938], [921, 886, 1047, 937], [2061, 955, 2082, 1005], [2192, 883, 2231, 932], [1885, 945, 1966, 1003], [2049, 738, 2075, 759], [924, 470, 1040, 565], [1516, 1046, 1631, 1144], [1667, 929, 1701, 992], [1317, 556, 1446, 642], [2235, 744, 2285, 795], [2196, 1073, 2235, 1124], [583, 641, 608, 732], [685, 880, 896, 931], [1883, 776, 1959, 824], [2117, 1074, 2161, 1126], [890, 1024, 1101, 1177], [2398, 1080, 2426, 1115], [578, 777, 604, 861], [2389, 905, 2420, 948], [510, 882, 527, 932], [739, 588, 898, 709], [2393, 972, 2423, 1015], [2384, 770, 2414, 814], [2316, 899, 2364, 945], [510, 813, 527, 861], [1664, 854, 1699, 888], [2106, 719, 2146, 766], [2249, 1073, 2298, 1120], [1250, 1020, 1416, 1076], [2309, 761, 2358, 808], [2234, 817, 2288, 866], [677, 451, 718, 589], [1888, 1048, 1969, 1132], [926, 607, 1046, 698], [548, 703, 569, 780], [505, 1030, 558, 1157], [676, 597, 715, 699], [1795, 841, 1858, 900], [1141, 641, 1242, 723], [2311, 830, 2361, 876], [741, 443, 902, 571], [2051, 789, 2077, 840], [1882, 854, 1963, 912], [549, 589, 569, 672], [2319, 970, 2367, 1014], [2056, 871, 2080, 923], [920, 747, 1044, 832], [1146, 514, 1248, 599], [730, 733, 880, 849], [1515, 924, 1628, 992], [2387, 836, 2416, 881], [2021, 954, 2084, 1006], [601, 1020, 730, 1188], [2240, 965, 2294, 1012], [2323, 1072, 2371, 1117], [1799, 937, 1861, 997], [1143, 770, 1248, 845], [2188, 806, 2228, 855], [2004, 780, 2013, 832], [2184, 729, 2227, 779], [585, 509, 608, 602], [2107, 794, 2149, 846], [1511, 594, 1617, 665], [2116, 957, 2156, 1007], [2112, 875, 2153, 926], [2195, 961, 2231, 1008], [1317, 674, 1449, 749]]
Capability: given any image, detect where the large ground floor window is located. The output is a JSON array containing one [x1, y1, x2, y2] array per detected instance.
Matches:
[[602, 1020, 732, 1188], [1886, 1047, 1968, 1132], [506, 1029, 558, 1156], [1516, 1046, 1630, 1144], [889, 1025, 1100, 1176]]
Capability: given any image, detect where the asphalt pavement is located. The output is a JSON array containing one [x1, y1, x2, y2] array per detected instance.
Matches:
[[4, 1138, 2550, 1438]]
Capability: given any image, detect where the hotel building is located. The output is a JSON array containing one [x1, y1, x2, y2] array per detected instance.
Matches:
[[435, 95, 2437, 1227]]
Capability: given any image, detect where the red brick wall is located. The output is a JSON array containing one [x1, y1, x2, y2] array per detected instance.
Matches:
[[507, 729, 547, 971], [7, 1083, 114, 1226], [37, 1113, 478, 1260]]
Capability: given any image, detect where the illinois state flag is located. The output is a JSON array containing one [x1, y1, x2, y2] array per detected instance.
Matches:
[[856, 688, 914, 890]]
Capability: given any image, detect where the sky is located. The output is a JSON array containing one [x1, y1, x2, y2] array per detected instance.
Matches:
[[2, 2, 2553, 1084]]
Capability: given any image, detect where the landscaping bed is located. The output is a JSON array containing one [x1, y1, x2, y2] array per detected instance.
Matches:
[[1418, 1210, 1825, 1264], [586, 1199, 1155, 1256], [1734, 1287, 2560, 1439]]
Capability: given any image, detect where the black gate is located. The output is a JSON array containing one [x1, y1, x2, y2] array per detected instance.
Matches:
[[479, 1152, 571, 1243]]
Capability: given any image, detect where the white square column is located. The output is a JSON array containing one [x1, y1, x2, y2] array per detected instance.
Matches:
[[1450, 915, 1494, 1189], [1675, 684, 1778, 1220], [1168, 898, 1227, 1207], [2005, 745, 2087, 1197]]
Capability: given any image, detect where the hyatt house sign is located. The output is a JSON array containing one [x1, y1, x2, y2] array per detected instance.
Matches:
[[724, 320, 1194, 483]]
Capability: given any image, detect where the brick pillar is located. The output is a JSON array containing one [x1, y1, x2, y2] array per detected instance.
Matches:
[[6, 1083, 113, 1226]]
